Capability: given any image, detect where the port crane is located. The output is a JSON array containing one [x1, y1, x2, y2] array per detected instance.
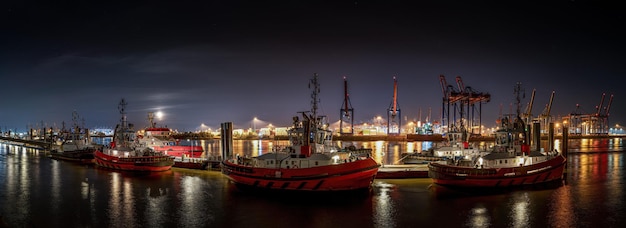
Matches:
[[537, 91, 556, 131], [439, 75, 490, 135], [339, 76, 354, 135], [387, 76, 401, 135], [563, 93, 614, 135]]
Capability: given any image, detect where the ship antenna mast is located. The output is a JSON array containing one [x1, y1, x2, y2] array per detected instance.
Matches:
[[148, 112, 155, 128], [118, 98, 128, 147], [514, 82, 525, 118], [309, 73, 320, 122]]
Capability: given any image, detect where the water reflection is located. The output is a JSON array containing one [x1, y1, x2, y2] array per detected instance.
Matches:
[[468, 205, 490, 228], [107, 172, 139, 227], [373, 182, 396, 227], [1, 139, 625, 227], [177, 174, 211, 227], [50, 160, 61, 215], [509, 192, 530, 228], [566, 138, 625, 153]]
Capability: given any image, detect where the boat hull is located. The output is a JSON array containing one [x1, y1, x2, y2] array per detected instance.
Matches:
[[376, 164, 429, 179], [401, 154, 446, 164], [49, 149, 96, 165], [173, 160, 208, 170], [94, 151, 174, 172], [221, 159, 380, 191], [428, 155, 566, 188]]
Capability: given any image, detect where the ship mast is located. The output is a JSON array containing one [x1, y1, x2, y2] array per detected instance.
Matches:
[[148, 112, 156, 128], [514, 82, 524, 118], [118, 98, 128, 148], [309, 73, 320, 122], [72, 110, 80, 141]]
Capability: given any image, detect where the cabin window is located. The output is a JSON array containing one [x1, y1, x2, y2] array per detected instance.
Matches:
[[270, 160, 274, 164], [266, 161, 269, 165], [499, 160, 502, 164], [505, 160, 508, 164], [315, 161, 319, 166]]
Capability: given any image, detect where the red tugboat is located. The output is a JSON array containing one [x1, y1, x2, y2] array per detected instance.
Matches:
[[137, 112, 204, 158], [221, 74, 380, 191], [428, 83, 566, 188], [94, 99, 174, 172]]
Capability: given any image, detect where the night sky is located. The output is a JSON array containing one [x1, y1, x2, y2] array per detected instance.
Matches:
[[2, 0, 625, 132]]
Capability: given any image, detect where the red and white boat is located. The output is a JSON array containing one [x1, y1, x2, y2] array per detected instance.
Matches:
[[94, 99, 174, 172], [221, 74, 380, 191], [428, 83, 566, 188], [137, 112, 204, 158]]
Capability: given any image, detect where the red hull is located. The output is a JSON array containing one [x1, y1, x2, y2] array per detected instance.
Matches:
[[428, 155, 566, 187], [221, 159, 380, 191], [94, 151, 174, 172], [152, 146, 204, 158]]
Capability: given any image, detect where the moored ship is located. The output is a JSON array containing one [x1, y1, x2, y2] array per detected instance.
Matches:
[[137, 112, 204, 158], [94, 99, 174, 172], [221, 74, 380, 191], [401, 129, 487, 164], [49, 111, 100, 164], [428, 83, 566, 188]]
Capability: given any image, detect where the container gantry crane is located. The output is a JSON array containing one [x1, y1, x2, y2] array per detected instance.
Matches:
[[339, 76, 354, 135]]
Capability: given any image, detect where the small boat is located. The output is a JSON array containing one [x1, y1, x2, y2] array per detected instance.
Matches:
[[376, 164, 429, 179], [399, 128, 485, 165], [172, 156, 222, 170], [428, 83, 566, 188], [94, 99, 174, 172], [221, 74, 380, 191], [49, 111, 100, 164], [137, 112, 204, 158]]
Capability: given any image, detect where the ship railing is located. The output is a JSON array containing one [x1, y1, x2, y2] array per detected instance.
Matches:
[[430, 164, 498, 176], [119, 156, 174, 163]]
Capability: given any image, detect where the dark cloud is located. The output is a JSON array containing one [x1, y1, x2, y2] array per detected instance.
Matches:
[[1, 0, 625, 131]]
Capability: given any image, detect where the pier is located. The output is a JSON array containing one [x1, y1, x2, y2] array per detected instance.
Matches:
[[0, 136, 52, 150]]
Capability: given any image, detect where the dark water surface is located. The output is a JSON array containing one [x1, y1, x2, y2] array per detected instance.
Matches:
[[1, 138, 624, 228]]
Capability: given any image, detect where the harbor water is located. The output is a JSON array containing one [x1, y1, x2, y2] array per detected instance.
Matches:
[[1, 138, 624, 227]]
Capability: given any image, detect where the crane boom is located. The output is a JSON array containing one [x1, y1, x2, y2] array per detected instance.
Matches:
[[546, 91, 555, 117], [596, 93, 606, 116], [439, 75, 448, 98], [605, 94, 614, 116], [392, 76, 398, 116], [525, 89, 536, 118], [343, 76, 349, 117], [455, 76, 466, 92]]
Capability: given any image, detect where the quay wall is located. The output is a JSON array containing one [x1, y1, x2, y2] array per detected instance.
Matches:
[[0, 136, 52, 149]]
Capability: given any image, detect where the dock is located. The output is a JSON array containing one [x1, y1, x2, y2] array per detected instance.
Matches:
[[376, 164, 430, 179], [0, 136, 52, 150]]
